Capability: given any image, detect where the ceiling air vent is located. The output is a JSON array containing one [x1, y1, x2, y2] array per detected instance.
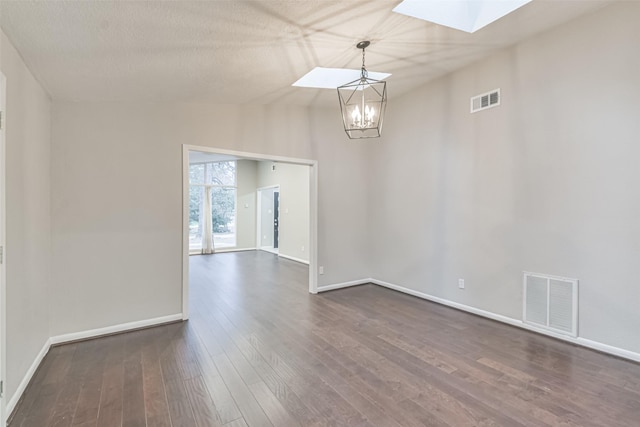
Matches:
[[523, 272, 578, 337], [470, 88, 500, 113]]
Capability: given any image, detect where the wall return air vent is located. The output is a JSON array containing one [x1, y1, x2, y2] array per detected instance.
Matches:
[[523, 272, 578, 337], [471, 88, 500, 113]]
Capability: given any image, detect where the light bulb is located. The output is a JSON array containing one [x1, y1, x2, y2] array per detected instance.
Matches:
[[352, 106, 361, 126]]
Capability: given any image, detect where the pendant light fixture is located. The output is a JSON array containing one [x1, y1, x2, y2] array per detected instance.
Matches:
[[337, 41, 387, 139]]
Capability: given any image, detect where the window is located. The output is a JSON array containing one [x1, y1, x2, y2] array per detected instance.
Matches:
[[189, 160, 237, 252]]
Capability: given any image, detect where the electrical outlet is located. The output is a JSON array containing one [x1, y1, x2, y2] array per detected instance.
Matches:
[[458, 279, 465, 289], [319, 266, 324, 275], [301, 246, 305, 252]]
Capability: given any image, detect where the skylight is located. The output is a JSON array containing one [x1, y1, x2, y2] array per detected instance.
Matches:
[[292, 67, 391, 89], [392, 0, 532, 33]]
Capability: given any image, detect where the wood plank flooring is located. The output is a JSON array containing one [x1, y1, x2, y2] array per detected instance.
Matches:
[[9, 251, 640, 426]]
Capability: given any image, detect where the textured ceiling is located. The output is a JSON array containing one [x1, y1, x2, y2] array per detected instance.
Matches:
[[0, 0, 609, 106]]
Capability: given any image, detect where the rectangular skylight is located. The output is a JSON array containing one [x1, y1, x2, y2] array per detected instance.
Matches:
[[292, 67, 391, 89], [392, 0, 532, 33]]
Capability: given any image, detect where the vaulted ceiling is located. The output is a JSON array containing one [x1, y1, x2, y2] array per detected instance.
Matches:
[[0, 0, 609, 106]]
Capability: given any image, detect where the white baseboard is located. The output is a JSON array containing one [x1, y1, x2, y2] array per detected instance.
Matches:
[[190, 247, 257, 256], [49, 314, 183, 346], [215, 247, 257, 254], [278, 253, 309, 265], [6, 338, 51, 420], [574, 337, 640, 363], [7, 281, 639, 424], [259, 247, 279, 255], [6, 314, 183, 423], [370, 278, 640, 363], [317, 278, 371, 292], [371, 278, 521, 326]]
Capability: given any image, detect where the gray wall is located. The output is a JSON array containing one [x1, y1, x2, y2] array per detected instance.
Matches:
[[50, 102, 371, 336], [7, 1, 640, 411], [369, 1, 640, 353], [1, 29, 52, 405]]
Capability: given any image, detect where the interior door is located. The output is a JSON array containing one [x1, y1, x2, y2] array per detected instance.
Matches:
[[273, 191, 279, 249]]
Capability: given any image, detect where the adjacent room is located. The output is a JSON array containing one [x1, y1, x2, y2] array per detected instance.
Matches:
[[185, 149, 311, 287], [1, 1, 639, 426]]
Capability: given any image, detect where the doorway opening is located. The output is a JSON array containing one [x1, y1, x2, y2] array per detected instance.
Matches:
[[181, 145, 318, 319], [257, 185, 280, 254]]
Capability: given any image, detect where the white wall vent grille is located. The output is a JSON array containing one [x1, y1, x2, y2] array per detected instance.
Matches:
[[471, 88, 500, 113], [523, 272, 578, 337]]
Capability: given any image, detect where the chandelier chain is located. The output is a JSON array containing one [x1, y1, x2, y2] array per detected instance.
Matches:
[[361, 46, 368, 79]]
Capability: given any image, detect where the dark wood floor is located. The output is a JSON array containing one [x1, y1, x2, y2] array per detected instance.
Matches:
[[10, 251, 640, 426]]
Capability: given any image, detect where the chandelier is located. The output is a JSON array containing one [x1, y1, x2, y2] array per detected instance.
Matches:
[[337, 41, 387, 139]]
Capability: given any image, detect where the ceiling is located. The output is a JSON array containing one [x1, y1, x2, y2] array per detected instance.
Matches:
[[0, 0, 609, 106]]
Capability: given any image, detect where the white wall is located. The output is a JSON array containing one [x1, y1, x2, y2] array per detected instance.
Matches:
[[0, 29, 52, 406], [257, 161, 309, 262], [235, 159, 257, 250], [51, 102, 371, 336], [369, 1, 640, 354], [258, 186, 276, 249]]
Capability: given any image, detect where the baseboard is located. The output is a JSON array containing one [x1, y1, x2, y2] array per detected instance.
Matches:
[[574, 338, 640, 363], [317, 278, 371, 292], [370, 278, 640, 363], [371, 278, 522, 326], [6, 313, 183, 424], [278, 253, 309, 265], [259, 247, 278, 255], [6, 338, 51, 421], [215, 247, 257, 254], [49, 314, 183, 346], [190, 247, 256, 256]]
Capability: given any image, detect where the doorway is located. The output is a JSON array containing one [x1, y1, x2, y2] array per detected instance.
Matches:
[[257, 186, 279, 254], [181, 145, 318, 320]]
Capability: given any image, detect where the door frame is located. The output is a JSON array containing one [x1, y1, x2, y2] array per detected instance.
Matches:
[[256, 185, 280, 254], [0, 72, 7, 425], [181, 145, 318, 320]]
